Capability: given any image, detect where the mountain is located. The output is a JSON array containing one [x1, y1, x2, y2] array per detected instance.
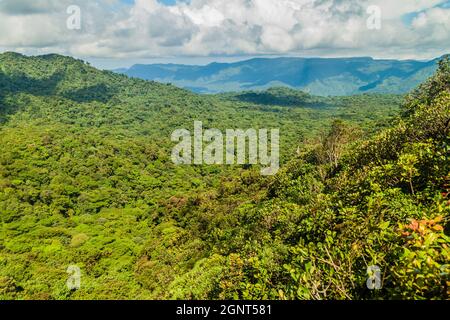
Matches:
[[0, 52, 448, 300], [115, 56, 442, 95]]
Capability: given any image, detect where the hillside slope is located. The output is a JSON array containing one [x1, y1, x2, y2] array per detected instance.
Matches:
[[170, 58, 449, 300], [0, 52, 446, 300]]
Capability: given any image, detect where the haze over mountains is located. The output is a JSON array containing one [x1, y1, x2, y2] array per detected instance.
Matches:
[[115, 56, 444, 96]]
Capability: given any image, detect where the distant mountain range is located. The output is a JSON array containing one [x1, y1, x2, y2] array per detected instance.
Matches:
[[114, 56, 444, 96]]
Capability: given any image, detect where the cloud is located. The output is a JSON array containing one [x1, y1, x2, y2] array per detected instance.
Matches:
[[0, 0, 449, 60], [0, 0, 64, 15]]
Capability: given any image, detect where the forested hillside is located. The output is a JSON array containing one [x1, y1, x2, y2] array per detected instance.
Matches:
[[0, 52, 448, 300]]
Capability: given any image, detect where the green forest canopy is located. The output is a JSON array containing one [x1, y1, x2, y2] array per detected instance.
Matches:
[[0, 52, 448, 299]]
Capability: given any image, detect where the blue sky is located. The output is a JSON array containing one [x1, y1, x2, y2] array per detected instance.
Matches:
[[0, 0, 449, 69], [402, 0, 450, 24]]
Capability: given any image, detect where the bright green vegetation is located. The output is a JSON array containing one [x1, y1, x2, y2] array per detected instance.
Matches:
[[0, 52, 448, 300]]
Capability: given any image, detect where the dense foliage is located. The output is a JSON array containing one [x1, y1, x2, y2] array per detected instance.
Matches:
[[0, 52, 447, 300]]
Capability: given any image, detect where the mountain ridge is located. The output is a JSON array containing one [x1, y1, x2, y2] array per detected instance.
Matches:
[[0, 50, 448, 300], [115, 55, 445, 96]]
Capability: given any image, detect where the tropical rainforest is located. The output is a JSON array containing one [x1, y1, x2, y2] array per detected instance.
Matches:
[[0, 52, 448, 300]]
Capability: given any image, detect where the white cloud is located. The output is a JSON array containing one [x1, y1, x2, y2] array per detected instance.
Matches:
[[0, 0, 449, 60]]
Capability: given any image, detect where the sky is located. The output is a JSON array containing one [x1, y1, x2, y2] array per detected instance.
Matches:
[[0, 0, 449, 69]]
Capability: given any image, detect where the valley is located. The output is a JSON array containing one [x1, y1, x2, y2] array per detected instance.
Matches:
[[0, 52, 448, 300]]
